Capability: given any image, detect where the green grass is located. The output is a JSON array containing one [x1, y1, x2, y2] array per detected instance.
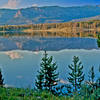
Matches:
[[0, 87, 69, 100], [0, 87, 100, 100]]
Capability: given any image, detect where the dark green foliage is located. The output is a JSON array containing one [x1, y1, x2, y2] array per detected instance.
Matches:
[[88, 66, 100, 92], [96, 78, 100, 88], [35, 51, 59, 91], [0, 68, 4, 87], [91, 66, 95, 83], [96, 66, 100, 89], [80, 84, 100, 100], [85, 66, 100, 99], [93, 88, 100, 100], [68, 56, 84, 92], [88, 66, 95, 83], [35, 71, 44, 90], [97, 35, 100, 47], [80, 84, 92, 98]]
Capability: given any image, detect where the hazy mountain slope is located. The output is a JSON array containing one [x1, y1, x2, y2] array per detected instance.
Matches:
[[1, 6, 100, 25], [71, 15, 100, 22]]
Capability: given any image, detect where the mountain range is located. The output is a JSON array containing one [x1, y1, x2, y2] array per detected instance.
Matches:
[[1, 5, 100, 25]]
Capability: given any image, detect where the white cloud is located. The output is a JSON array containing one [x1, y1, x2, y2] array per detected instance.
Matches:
[[32, 4, 38, 7], [2, 0, 21, 9]]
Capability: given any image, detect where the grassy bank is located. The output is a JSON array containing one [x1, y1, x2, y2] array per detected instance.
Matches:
[[0, 87, 70, 100], [0, 87, 100, 100]]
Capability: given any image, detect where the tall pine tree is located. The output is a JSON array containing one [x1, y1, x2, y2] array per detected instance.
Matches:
[[35, 71, 44, 90], [88, 66, 95, 83], [35, 51, 59, 91], [68, 56, 84, 92], [0, 68, 4, 87], [97, 35, 100, 47], [96, 66, 100, 88]]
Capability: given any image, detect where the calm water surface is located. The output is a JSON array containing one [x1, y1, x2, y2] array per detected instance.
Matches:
[[0, 49, 100, 88]]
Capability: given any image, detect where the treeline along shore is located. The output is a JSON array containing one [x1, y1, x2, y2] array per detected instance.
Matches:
[[0, 20, 100, 38]]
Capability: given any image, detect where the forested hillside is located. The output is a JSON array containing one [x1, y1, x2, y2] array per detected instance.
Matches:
[[1, 6, 100, 25]]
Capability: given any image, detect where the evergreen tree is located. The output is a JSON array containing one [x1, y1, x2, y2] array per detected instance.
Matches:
[[35, 51, 59, 91], [0, 68, 4, 87], [35, 71, 44, 90], [97, 35, 100, 47], [88, 66, 95, 83], [96, 66, 100, 88], [44, 55, 59, 91], [68, 56, 84, 92]]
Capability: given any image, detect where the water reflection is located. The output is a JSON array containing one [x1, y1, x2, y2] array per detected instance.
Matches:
[[0, 30, 100, 38], [0, 37, 98, 51]]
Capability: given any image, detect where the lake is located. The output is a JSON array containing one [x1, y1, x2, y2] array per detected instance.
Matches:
[[0, 49, 100, 88], [0, 36, 99, 88]]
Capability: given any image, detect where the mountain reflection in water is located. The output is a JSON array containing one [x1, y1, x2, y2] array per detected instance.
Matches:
[[0, 37, 98, 51]]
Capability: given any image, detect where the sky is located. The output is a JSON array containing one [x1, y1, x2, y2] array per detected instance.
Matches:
[[0, 0, 100, 9]]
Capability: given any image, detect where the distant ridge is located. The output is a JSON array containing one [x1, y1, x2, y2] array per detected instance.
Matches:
[[1, 5, 100, 25], [71, 15, 100, 22]]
